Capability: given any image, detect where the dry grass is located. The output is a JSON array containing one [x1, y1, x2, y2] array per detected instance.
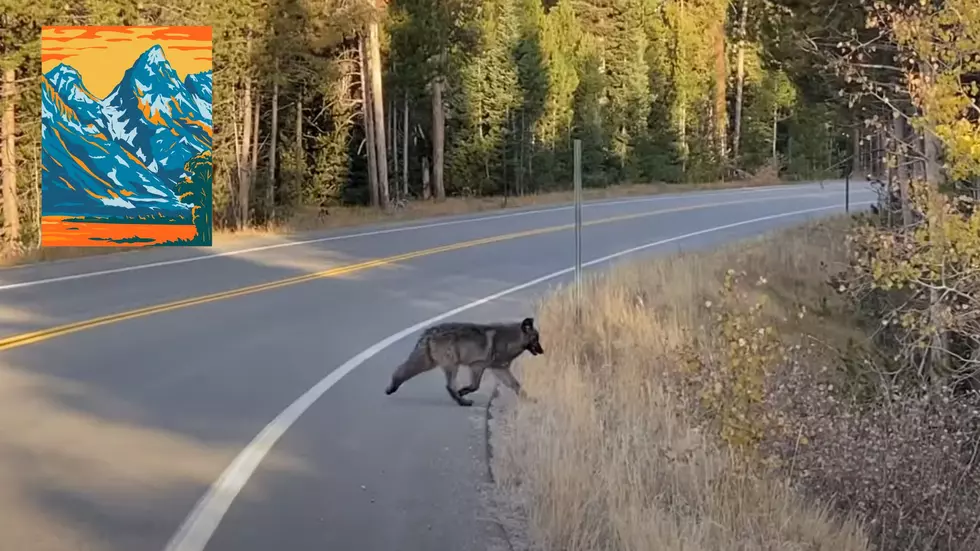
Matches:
[[0, 176, 792, 268], [490, 217, 874, 551]]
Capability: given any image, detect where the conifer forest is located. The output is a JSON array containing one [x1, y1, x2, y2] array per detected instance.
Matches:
[[0, 0, 974, 246]]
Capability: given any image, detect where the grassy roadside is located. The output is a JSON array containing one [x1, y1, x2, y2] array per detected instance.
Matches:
[[489, 213, 980, 550], [0, 175, 794, 269]]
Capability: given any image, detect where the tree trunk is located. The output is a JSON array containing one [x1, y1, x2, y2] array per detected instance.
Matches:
[[713, 11, 727, 168], [868, 129, 875, 179], [294, 94, 303, 210], [671, 0, 690, 175], [232, 103, 243, 221], [389, 94, 396, 198], [873, 130, 880, 179], [387, 94, 393, 195], [871, 129, 878, 179], [431, 76, 446, 201], [924, 130, 941, 186], [893, 110, 911, 226], [679, 104, 688, 174], [367, 19, 390, 209], [238, 68, 253, 230], [510, 109, 524, 207], [518, 110, 525, 195], [927, 181, 948, 375], [251, 91, 260, 180], [879, 129, 887, 180], [918, 62, 943, 188], [1, 67, 19, 245], [771, 103, 778, 165], [527, 119, 533, 194], [421, 156, 431, 200], [732, 0, 748, 162], [359, 35, 379, 208], [912, 132, 925, 181], [402, 92, 409, 199], [852, 124, 861, 178], [268, 69, 279, 219], [296, 96, 303, 158]]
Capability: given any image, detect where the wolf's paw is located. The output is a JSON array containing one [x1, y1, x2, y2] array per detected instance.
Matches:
[[384, 383, 397, 395], [457, 398, 474, 407]]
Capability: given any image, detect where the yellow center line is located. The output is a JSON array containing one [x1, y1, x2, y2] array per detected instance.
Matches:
[[0, 193, 830, 351]]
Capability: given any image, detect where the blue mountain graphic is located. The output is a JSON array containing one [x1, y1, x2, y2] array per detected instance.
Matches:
[[184, 71, 213, 125], [46, 64, 110, 135], [99, 45, 212, 186], [41, 44, 213, 222], [42, 87, 188, 218]]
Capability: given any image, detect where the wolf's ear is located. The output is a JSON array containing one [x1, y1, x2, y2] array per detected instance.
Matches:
[[521, 317, 535, 332]]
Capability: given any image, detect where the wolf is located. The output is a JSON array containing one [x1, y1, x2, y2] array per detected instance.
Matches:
[[384, 317, 544, 407]]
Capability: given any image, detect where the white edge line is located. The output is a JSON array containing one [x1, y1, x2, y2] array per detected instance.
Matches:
[[162, 200, 872, 551], [2, 184, 824, 291]]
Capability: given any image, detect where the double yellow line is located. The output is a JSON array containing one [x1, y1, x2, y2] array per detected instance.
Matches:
[[0, 193, 827, 352]]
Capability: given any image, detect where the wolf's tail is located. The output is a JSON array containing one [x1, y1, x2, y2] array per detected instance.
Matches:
[[384, 341, 431, 395]]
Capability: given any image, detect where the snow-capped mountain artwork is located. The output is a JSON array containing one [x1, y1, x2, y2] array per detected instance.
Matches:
[[40, 28, 213, 248]]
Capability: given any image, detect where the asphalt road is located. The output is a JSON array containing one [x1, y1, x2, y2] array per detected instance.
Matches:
[[0, 181, 874, 551]]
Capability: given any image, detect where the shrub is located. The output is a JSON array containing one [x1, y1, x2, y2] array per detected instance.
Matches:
[[762, 353, 980, 551], [678, 269, 785, 460], [838, 181, 980, 391]]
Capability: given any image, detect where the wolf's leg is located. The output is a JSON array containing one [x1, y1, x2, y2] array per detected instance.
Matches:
[[457, 362, 489, 397], [442, 364, 473, 407], [492, 367, 531, 401]]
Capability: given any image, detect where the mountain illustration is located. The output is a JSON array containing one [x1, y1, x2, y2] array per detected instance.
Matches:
[[41, 42, 213, 247], [41, 75, 190, 218], [99, 45, 212, 185], [46, 64, 110, 134], [184, 71, 213, 124]]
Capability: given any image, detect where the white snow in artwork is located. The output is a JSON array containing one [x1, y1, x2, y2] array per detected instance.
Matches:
[[148, 94, 173, 117], [101, 103, 139, 146], [145, 46, 166, 65], [192, 95, 211, 123], [130, 196, 170, 203], [68, 84, 96, 105], [101, 196, 135, 209], [143, 185, 168, 197], [107, 167, 124, 187]]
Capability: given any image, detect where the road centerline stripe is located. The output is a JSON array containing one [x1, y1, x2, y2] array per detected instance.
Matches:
[[0, 192, 839, 352]]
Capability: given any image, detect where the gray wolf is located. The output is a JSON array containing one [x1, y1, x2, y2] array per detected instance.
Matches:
[[384, 317, 544, 406]]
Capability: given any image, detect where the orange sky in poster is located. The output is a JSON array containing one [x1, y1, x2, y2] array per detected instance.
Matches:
[[41, 26, 213, 99]]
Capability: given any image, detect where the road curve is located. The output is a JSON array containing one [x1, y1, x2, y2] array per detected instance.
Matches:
[[0, 181, 874, 551]]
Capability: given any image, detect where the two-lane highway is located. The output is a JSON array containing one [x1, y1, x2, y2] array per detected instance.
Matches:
[[0, 182, 873, 551]]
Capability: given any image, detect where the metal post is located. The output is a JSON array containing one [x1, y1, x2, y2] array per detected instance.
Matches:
[[573, 139, 583, 319], [845, 172, 850, 213]]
